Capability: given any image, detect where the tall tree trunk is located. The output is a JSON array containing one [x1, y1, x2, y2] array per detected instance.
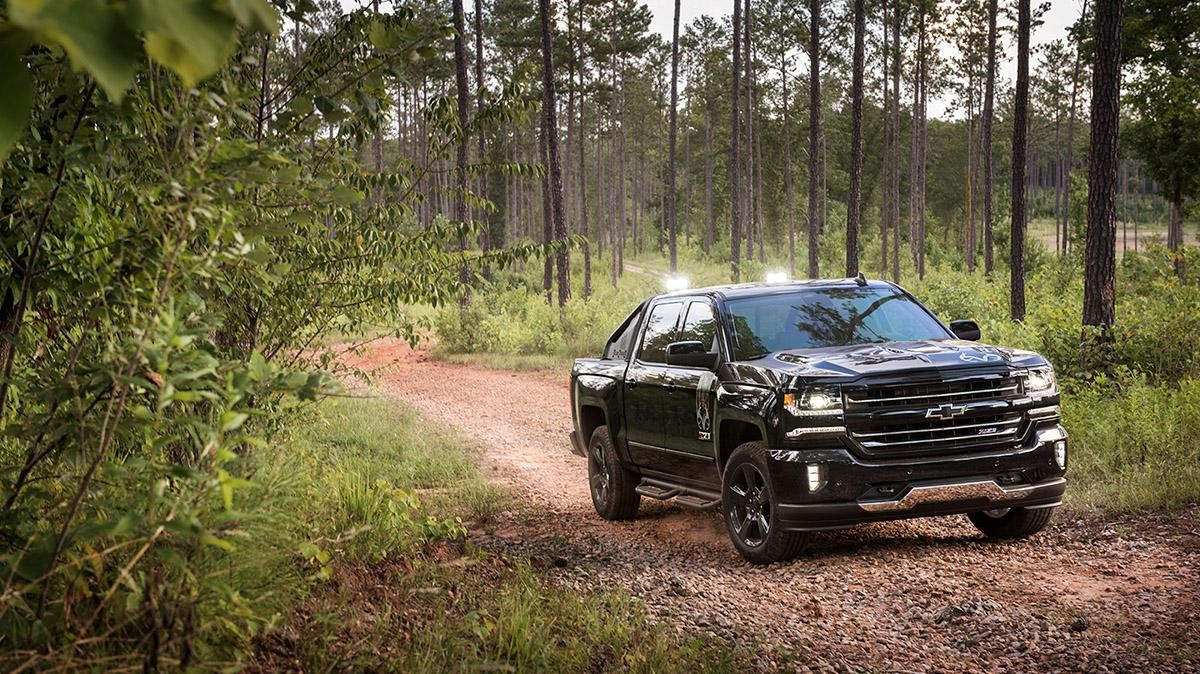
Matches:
[[539, 0, 570, 306], [731, 0, 742, 280], [609, 61, 618, 287], [1083, 0, 1124, 334], [474, 0, 492, 278], [1010, 0, 1031, 321], [982, 0, 997, 273], [908, 19, 919, 269], [966, 79, 976, 272], [540, 114, 554, 303], [1054, 111, 1063, 253], [705, 93, 715, 254], [1169, 194, 1185, 280], [372, 0, 384, 181], [739, 0, 748, 260], [807, 0, 822, 278], [576, 4, 591, 298], [1063, 1, 1091, 255], [618, 69, 626, 276], [918, 8, 928, 279], [755, 69, 766, 263], [668, 0, 680, 271], [453, 0, 471, 290], [890, 1, 901, 283], [847, 0, 865, 277], [881, 0, 890, 277], [783, 52, 795, 277], [1120, 158, 1128, 254]]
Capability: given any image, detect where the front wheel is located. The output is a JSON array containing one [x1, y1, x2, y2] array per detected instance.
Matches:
[[587, 427, 640, 520], [721, 443, 808, 564], [967, 505, 1056, 539]]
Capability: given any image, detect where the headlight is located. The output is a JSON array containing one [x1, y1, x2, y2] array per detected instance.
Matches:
[[1025, 367, 1057, 394], [784, 387, 842, 415]]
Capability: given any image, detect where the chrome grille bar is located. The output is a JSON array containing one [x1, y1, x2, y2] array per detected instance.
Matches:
[[845, 383, 1019, 406], [856, 426, 1019, 448], [850, 417, 1021, 439]]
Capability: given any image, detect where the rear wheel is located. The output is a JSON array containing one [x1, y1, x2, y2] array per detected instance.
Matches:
[[721, 443, 808, 564], [967, 505, 1055, 539], [587, 427, 639, 520]]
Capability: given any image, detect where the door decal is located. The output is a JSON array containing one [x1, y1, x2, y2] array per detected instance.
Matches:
[[696, 372, 716, 440]]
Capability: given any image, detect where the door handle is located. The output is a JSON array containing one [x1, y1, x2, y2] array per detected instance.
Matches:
[[626, 379, 639, 388], [663, 383, 678, 393]]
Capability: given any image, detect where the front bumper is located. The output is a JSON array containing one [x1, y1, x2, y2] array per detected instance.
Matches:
[[771, 425, 1068, 531]]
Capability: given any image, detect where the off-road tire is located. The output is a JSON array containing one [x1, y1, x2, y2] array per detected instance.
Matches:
[[721, 442, 809, 564], [967, 506, 1056, 539], [587, 427, 640, 520]]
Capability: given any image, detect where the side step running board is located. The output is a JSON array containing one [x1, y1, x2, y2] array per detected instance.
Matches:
[[636, 478, 721, 511], [636, 483, 680, 499], [674, 494, 721, 511]]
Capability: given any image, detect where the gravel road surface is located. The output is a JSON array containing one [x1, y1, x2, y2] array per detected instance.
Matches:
[[345, 339, 1200, 673]]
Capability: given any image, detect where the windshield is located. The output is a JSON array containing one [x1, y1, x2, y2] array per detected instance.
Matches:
[[726, 287, 952, 359]]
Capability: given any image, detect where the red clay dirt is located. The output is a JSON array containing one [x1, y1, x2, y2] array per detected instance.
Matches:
[[341, 338, 1200, 673]]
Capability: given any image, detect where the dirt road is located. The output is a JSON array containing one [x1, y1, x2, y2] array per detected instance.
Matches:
[[347, 340, 1200, 673]]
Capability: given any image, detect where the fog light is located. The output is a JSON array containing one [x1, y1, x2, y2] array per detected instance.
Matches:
[[1054, 440, 1067, 469], [806, 463, 826, 493]]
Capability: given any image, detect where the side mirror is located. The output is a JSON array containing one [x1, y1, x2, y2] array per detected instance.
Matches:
[[665, 341, 719, 369], [949, 319, 982, 341]]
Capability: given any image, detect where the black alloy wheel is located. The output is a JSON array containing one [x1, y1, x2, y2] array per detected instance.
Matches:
[[721, 443, 809, 564], [586, 427, 639, 520], [726, 462, 772, 548]]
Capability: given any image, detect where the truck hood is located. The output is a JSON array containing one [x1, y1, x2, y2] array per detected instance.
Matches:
[[724, 339, 1049, 387]]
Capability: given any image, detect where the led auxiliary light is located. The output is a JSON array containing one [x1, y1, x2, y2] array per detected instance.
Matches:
[[764, 271, 788, 284], [1054, 440, 1067, 469], [663, 276, 690, 292], [806, 463, 826, 493]]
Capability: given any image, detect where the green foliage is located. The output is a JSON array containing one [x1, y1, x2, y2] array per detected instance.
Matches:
[[0, 1, 542, 667], [0, 0, 278, 158], [1063, 373, 1200, 511]]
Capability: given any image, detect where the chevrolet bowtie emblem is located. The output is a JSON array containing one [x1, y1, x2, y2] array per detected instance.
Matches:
[[926, 403, 966, 420]]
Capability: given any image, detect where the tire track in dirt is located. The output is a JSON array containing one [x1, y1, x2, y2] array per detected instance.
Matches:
[[343, 339, 1200, 673]]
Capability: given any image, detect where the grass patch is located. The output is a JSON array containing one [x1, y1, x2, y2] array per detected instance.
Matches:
[[1061, 377, 1200, 511], [433, 348, 574, 374], [248, 395, 739, 672], [266, 552, 741, 673]]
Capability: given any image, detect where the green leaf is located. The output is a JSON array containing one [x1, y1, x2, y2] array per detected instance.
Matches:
[[226, 0, 279, 34], [15, 533, 56, 581], [368, 20, 394, 51], [9, 0, 141, 100], [221, 410, 249, 431], [130, 0, 237, 87], [0, 47, 33, 162], [201, 532, 236, 551], [331, 186, 363, 205]]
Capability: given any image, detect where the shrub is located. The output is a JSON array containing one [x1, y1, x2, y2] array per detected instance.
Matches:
[[1063, 375, 1200, 510]]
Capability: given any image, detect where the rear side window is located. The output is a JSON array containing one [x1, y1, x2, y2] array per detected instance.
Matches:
[[603, 305, 643, 360], [679, 301, 719, 351], [638, 302, 683, 363]]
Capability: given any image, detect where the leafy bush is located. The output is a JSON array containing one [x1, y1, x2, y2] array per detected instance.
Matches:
[[1063, 375, 1200, 510]]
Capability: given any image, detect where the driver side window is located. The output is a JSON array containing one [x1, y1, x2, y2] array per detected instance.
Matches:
[[679, 301, 719, 351], [638, 302, 682, 364]]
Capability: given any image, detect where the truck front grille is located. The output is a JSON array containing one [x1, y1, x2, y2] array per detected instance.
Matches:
[[843, 372, 1027, 458]]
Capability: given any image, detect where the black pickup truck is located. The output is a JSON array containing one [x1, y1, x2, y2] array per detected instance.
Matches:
[[568, 277, 1067, 564]]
